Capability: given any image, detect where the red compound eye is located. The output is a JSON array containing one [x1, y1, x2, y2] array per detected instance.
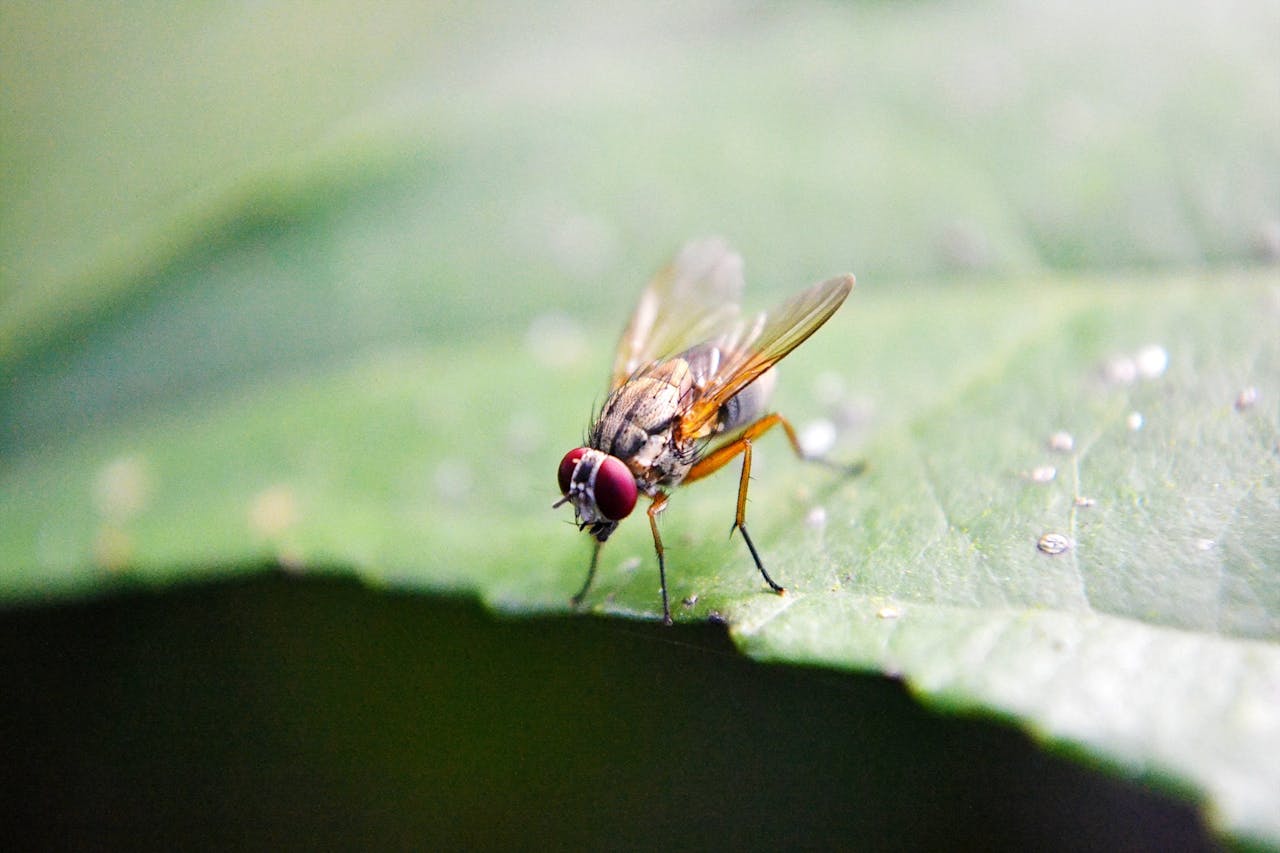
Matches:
[[558, 448, 589, 495], [594, 455, 638, 521]]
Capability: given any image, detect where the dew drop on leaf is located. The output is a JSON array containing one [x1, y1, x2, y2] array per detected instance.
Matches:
[[1048, 431, 1075, 452], [1030, 465, 1057, 483], [799, 419, 837, 457], [1136, 344, 1169, 379], [1037, 532, 1072, 555], [1105, 355, 1138, 384]]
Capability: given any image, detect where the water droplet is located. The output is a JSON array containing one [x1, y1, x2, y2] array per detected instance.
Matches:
[[1037, 532, 1072, 555], [799, 419, 837, 458], [1135, 344, 1169, 379], [1048, 431, 1075, 453], [1105, 356, 1138, 385], [1030, 465, 1057, 484], [1235, 387, 1259, 411], [1106, 346, 1168, 385]]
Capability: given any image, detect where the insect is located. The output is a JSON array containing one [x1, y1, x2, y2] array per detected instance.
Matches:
[[555, 238, 855, 624]]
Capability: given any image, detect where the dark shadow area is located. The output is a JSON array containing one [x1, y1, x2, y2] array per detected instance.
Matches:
[[0, 574, 1217, 851]]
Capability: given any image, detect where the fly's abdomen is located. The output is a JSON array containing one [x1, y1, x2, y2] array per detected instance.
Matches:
[[717, 367, 777, 434], [678, 344, 778, 436]]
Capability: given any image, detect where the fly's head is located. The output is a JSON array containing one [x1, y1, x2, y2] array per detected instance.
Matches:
[[556, 447, 638, 542]]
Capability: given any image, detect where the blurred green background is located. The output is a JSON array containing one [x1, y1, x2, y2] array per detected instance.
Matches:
[[2, 1, 1277, 848]]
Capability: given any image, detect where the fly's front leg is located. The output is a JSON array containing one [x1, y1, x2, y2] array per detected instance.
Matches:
[[647, 493, 673, 625], [570, 539, 604, 608]]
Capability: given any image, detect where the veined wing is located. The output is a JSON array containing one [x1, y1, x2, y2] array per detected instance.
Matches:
[[610, 238, 743, 391], [676, 274, 854, 439]]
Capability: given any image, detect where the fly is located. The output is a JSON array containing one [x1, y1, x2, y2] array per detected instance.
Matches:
[[555, 238, 855, 624]]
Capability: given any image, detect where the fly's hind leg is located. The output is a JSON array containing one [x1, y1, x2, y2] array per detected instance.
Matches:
[[682, 413, 795, 595], [682, 412, 864, 598], [764, 411, 865, 476], [732, 437, 785, 593]]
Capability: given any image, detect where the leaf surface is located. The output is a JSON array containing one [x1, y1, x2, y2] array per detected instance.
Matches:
[[2, 0, 1279, 845]]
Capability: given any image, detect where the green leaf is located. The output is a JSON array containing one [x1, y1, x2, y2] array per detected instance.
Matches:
[[4, 263, 1278, 842], [3, 0, 1280, 847]]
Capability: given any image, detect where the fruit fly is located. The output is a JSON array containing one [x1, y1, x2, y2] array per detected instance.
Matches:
[[555, 238, 855, 624]]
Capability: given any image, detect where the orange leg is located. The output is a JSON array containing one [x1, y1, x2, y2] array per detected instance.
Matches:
[[683, 413, 805, 486], [681, 413, 803, 595]]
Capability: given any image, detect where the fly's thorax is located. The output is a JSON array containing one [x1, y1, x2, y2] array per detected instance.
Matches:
[[592, 358, 697, 487]]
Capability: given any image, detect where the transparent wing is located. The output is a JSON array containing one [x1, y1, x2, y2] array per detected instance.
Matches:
[[610, 238, 744, 391], [676, 274, 854, 439]]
